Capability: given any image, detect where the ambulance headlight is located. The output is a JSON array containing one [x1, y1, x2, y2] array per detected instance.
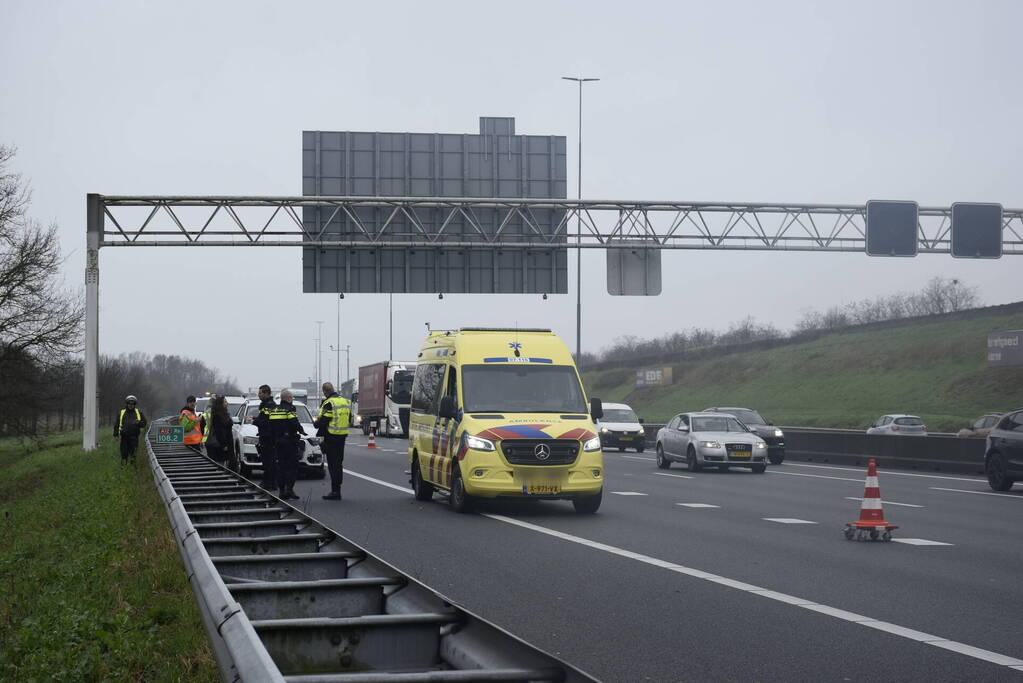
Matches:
[[465, 435, 496, 452], [583, 436, 602, 452], [600, 427, 610, 433]]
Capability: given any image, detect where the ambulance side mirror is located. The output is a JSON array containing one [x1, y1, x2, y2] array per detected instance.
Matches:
[[590, 398, 603, 421], [439, 396, 457, 420]]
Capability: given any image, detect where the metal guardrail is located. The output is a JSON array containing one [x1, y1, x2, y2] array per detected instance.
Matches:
[[638, 424, 986, 475], [146, 419, 599, 682]]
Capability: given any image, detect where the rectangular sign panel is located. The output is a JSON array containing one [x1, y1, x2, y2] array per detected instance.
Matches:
[[952, 202, 1003, 259], [866, 200, 919, 257], [156, 425, 184, 444], [988, 330, 1023, 366], [302, 118, 568, 294], [636, 367, 674, 387]]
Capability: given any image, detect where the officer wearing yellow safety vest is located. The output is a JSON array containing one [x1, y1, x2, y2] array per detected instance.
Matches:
[[114, 395, 147, 464], [315, 381, 351, 501], [180, 395, 203, 452]]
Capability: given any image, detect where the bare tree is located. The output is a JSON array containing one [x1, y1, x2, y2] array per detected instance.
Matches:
[[0, 145, 85, 436]]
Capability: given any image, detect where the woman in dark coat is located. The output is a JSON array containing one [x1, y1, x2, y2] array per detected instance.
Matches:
[[204, 395, 236, 466]]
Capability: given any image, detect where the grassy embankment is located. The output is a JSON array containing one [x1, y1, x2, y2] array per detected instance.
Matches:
[[582, 310, 1023, 431], [0, 431, 217, 681]]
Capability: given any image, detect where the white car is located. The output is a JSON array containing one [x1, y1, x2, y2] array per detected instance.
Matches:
[[866, 414, 927, 436], [231, 399, 326, 478], [655, 412, 769, 473], [596, 402, 646, 452]]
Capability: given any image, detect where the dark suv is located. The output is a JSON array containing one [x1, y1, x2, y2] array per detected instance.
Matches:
[[704, 407, 785, 465], [985, 408, 1023, 491]]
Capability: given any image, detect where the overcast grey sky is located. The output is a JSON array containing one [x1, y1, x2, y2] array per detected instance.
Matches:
[[2, 1, 1021, 392]]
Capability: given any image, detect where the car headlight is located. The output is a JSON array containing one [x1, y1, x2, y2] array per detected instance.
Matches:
[[242, 436, 259, 445], [755, 442, 767, 449], [583, 435, 602, 451], [635, 428, 645, 435], [465, 434, 496, 451], [700, 441, 721, 449], [600, 427, 609, 433], [774, 429, 784, 437]]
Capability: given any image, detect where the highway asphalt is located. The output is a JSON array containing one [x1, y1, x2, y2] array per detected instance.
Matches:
[[287, 435, 1023, 682]]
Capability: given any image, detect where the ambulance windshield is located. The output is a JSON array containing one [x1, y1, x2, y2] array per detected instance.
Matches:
[[462, 365, 587, 413]]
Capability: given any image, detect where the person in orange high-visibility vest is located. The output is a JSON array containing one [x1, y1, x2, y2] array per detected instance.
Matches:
[[180, 395, 203, 451]]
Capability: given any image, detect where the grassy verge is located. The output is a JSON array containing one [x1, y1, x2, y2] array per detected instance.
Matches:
[[582, 310, 1023, 430], [0, 432, 217, 681]]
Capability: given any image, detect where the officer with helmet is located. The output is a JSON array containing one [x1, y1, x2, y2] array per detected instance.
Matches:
[[114, 395, 148, 464]]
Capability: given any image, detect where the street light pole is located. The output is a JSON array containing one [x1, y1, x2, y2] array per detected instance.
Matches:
[[389, 292, 393, 360], [315, 320, 324, 393], [341, 294, 349, 388], [562, 75, 599, 361]]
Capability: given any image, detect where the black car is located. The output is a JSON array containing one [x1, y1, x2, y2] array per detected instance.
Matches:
[[985, 408, 1023, 491], [704, 407, 785, 465]]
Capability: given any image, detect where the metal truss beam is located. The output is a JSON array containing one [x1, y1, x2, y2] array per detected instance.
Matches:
[[95, 196, 1023, 254]]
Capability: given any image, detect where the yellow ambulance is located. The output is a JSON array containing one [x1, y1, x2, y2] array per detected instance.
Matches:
[[407, 327, 605, 513]]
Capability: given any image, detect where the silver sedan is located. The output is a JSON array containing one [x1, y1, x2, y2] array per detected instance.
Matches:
[[655, 412, 769, 473]]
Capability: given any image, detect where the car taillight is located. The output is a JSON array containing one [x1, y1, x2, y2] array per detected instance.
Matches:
[[891, 425, 900, 431], [922, 426, 927, 431]]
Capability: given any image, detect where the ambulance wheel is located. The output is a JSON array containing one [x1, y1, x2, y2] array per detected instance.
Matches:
[[655, 445, 670, 469], [636, 446, 645, 453], [843, 526, 855, 540], [882, 530, 892, 542], [869, 529, 879, 541], [752, 464, 766, 474], [411, 459, 433, 502], [449, 465, 473, 513], [573, 488, 602, 514]]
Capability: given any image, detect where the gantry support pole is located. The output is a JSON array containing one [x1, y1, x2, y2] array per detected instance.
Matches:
[[83, 194, 102, 451]]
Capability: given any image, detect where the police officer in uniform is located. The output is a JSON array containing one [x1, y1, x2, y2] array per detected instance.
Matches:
[[268, 389, 305, 500], [114, 395, 147, 464], [251, 385, 277, 490], [316, 381, 351, 500]]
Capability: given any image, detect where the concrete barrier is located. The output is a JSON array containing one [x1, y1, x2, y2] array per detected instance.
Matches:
[[640, 424, 986, 475]]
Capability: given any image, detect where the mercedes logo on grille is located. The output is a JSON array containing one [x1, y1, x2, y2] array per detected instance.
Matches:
[[533, 443, 551, 460]]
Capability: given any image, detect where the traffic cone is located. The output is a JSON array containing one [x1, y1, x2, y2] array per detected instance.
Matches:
[[844, 458, 897, 541], [367, 426, 377, 449]]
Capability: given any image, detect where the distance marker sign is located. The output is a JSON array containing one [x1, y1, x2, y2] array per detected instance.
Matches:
[[156, 425, 184, 444]]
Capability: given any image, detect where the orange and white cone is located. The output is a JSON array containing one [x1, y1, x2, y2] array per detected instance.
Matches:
[[845, 458, 897, 541], [367, 425, 377, 449]]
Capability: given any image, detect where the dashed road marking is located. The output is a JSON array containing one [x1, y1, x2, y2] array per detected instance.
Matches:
[[763, 518, 817, 524], [622, 455, 655, 462], [845, 497, 924, 508], [768, 470, 863, 483], [892, 538, 954, 546], [930, 487, 1023, 499], [652, 472, 693, 480], [787, 462, 986, 483], [677, 503, 720, 508], [343, 468, 1023, 672], [610, 491, 648, 496]]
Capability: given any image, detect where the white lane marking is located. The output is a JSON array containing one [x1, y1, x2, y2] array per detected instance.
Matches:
[[344, 467, 1023, 671], [787, 462, 986, 483], [769, 470, 864, 483], [763, 518, 817, 524], [344, 469, 410, 493], [652, 472, 693, 480], [622, 455, 655, 462], [892, 538, 954, 547], [610, 491, 648, 496], [930, 487, 1023, 499], [846, 497, 924, 508], [677, 503, 720, 508]]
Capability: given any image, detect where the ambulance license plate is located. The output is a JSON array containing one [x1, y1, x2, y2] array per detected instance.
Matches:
[[527, 484, 561, 495], [620, 435, 633, 440]]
